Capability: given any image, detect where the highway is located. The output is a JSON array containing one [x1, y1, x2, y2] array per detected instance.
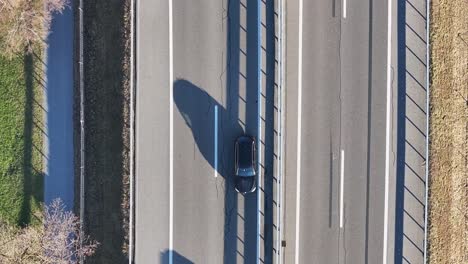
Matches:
[[282, 0, 397, 263], [134, 0, 411, 263]]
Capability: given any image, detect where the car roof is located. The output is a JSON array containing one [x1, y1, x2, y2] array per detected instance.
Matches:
[[236, 135, 254, 143], [236, 135, 254, 169]]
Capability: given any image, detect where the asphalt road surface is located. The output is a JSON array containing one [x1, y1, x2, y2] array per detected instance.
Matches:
[[135, 0, 170, 261], [283, 0, 397, 263], [44, 6, 74, 209], [135, 0, 263, 263]]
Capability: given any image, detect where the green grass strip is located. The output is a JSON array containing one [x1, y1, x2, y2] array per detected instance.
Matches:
[[0, 52, 44, 227]]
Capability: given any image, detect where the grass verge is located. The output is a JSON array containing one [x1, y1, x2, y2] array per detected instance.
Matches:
[[0, 52, 45, 227], [428, 0, 468, 263], [77, 0, 131, 262]]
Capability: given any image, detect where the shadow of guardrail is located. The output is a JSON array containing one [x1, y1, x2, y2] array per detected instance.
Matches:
[[395, 0, 427, 263], [226, 0, 262, 262], [259, 0, 277, 262], [17, 52, 43, 227]]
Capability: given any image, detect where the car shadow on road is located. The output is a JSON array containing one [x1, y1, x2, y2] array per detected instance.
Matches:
[[173, 78, 257, 264], [161, 250, 194, 264]]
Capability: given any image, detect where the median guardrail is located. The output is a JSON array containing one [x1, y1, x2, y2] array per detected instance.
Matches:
[[256, 0, 262, 262], [275, 0, 285, 263]]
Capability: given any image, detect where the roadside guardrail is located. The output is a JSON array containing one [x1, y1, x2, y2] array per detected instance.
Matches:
[[77, 0, 85, 263], [129, 0, 136, 261]]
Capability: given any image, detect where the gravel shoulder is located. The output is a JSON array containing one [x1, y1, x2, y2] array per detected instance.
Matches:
[[75, 0, 131, 262], [428, 0, 468, 263]]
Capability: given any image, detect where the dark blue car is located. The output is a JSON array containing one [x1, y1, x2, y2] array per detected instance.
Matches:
[[234, 135, 257, 194]]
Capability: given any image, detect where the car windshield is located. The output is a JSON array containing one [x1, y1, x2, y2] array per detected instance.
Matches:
[[236, 176, 255, 192], [238, 140, 252, 169]]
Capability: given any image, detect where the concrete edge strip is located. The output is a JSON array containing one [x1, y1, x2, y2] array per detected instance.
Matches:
[[423, 0, 430, 262]]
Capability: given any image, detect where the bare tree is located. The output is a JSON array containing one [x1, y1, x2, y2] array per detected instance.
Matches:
[[0, 199, 98, 264], [0, 0, 68, 57]]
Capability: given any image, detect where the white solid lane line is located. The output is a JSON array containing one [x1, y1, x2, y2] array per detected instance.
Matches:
[[343, 0, 347, 18], [340, 150, 345, 229], [169, 0, 173, 262], [383, 0, 393, 261], [295, 0, 303, 263], [214, 105, 218, 178]]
